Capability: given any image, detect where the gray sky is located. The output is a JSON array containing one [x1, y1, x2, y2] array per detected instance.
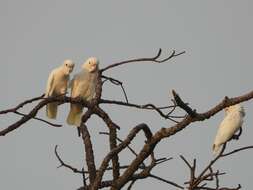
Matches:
[[1, 0, 253, 189]]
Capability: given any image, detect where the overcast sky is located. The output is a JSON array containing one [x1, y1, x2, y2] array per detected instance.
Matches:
[[1, 1, 253, 189]]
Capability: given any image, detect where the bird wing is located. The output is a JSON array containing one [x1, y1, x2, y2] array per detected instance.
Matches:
[[45, 70, 55, 97], [71, 71, 92, 99], [214, 113, 242, 145]]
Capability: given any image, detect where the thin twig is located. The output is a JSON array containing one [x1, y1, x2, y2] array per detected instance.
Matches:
[[102, 75, 129, 103], [221, 145, 253, 157], [149, 174, 184, 189], [99, 131, 139, 157], [100, 49, 185, 72], [54, 145, 84, 174], [100, 99, 179, 122], [0, 96, 91, 136], [0, 94, 45, 114], [14, 111, 62, 127], [91, 123, 153, 190], [127, 180, 136, 190]]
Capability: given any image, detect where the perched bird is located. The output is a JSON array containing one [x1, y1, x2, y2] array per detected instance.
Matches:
[[213, 104, 245, 155], [67, 57, 99, 126], [45, 59, 75, 119]]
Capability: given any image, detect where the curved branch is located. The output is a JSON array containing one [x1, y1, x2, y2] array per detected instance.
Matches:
[[101, 75, 129, 103], [99, 131, 139, 157], [54, 145, 84, 174], [0, 96, 91, 136], [93, 107, 120, 184], [221, 145, 253, 157], [91, 123, 153, 190], [112, 89, 253, 189], [100, 49, 185, 72], [13, 111, 62, 127], [99, 99, 179, 123], [0, 94, 45, 114]]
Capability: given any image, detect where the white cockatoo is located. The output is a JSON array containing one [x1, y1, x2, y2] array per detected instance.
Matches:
[[213, 104, 245, 155], [45, 59, 75, 119], [67, 57, 99, 126]]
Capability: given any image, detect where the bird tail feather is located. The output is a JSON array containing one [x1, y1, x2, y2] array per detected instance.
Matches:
[[46, 103, 58, 119], [212, 144, 221, 155], [67, 104, 83, 126]]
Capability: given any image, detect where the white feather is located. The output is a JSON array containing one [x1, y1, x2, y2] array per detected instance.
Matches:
[[213, 104, 245, 155], [67, 57, 99, 126], [45, 60, 75, 119]]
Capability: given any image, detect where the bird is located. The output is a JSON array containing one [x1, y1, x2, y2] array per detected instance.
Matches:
[[212, 104, 245, 155], [67, 57, 99, 126], [45, 59, 75, 119]]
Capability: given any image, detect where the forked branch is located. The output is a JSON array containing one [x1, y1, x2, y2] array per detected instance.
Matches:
[[100, 49, 185, 72]]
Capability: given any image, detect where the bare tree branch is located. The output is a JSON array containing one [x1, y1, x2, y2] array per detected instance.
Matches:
[[101, 75, 129, 103], [80, 122, 97, 183], [0, 94, 45, 114], [54, 145, 84, 174], [0, 96, 91, 136], [91, 123, 152, 190], [110, 89, 253, 189], [1, 50, 253, 190], [13, 110, 62, 127], [221, 145, 253, 157], [149, 174, 184, 189], [99, 99, 180, 123], [100, 49, 185, 72]]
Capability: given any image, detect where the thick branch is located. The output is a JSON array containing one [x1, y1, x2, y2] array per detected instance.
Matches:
[[93, 106, 120, 187], [172, 90, 197, 117], [79, 122, 97, 184], [112, 89, 253, 189], [91, 123, 152, 190], [109, 127, 120, 185], [0, 96, 91, 136], [93, 106, 120, 130]]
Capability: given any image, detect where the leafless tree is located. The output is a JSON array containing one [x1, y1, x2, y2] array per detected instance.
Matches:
[[1, 49, 253, 190]]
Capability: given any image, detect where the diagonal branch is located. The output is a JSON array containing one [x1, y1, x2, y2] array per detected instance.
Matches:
[[54, 145, 84, 174], [0, 94, 45, 114], [99, 99, 179, 123], [100, 49, 185, 72], [149, 174, 184, 189], [0, 96, 91, 136], [111, 89, 253, 189], [102, 75, 129, 103], [99, 131, 139, 157], [13, 111, 62, 127], [221, 145, 253, 157], [193, 144, 227, 187], [91, 123, 153, 190], [172, 90, 197, 117]]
